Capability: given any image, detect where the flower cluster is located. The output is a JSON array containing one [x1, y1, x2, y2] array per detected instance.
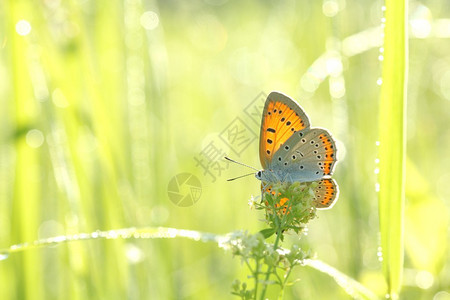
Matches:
[[220, 231, 310, 299], [257, 181, 318, 237]]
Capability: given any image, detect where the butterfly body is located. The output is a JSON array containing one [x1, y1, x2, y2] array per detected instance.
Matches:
[[256, 92, 339, 209]]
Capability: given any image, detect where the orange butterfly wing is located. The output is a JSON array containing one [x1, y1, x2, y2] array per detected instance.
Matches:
[[313, 178, 339, 209], [259, 92, 311, 168]]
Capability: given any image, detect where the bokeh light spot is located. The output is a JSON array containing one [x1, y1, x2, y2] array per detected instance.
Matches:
[[410, 19, 431, 38], [326, 57, 343, 76], [16, 20, 31, 36], [140, 11, 159, 30], [410, 4, 432, 38], [52, 88, 70, 108], [415, 270, 434, 289], [150, 205, 169, 224], [26, 129, 45, 148], [322, 0, 339, 17], [329, 76, 346, 98], [125, 243, 145, 264]]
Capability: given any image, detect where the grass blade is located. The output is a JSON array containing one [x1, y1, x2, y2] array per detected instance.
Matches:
[[304, 259, 378, 300], [378, 0, 408, 298]]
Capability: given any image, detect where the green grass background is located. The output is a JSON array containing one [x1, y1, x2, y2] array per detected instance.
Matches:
[[1, 0, 449, 299]]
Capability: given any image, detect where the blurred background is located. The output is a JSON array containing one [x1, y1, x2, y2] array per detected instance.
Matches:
[[1, 0, 449, 299]]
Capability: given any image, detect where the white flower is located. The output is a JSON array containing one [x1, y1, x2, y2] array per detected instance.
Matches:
[[248, 195, 257, 209]]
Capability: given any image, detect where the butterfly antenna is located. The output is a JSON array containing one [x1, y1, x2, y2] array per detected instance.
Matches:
[[224, 156, 259, 171], [227, 172, 254, 181]]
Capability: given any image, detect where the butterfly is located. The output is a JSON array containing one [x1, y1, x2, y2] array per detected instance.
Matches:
[[255, 91, 339, 209]]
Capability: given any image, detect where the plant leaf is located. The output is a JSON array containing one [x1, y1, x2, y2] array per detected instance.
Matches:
[[259, 228, 276, 239]]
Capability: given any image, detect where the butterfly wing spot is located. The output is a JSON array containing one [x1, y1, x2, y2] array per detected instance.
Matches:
[[267, 128, 276, 133], [278, 157, 282, 161], [266, 150, 271, 155], [284, 145, 290, 150], [292, 155, 297, 160], [267, 139, 273, 144], [281, 117, 286, 122]]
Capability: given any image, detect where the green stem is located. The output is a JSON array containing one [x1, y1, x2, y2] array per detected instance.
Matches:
[[253, 260, 260, 298], [280, 267, 293, 298], [259, 221, 283, 300], [258, 194, 295, 299], [244, 259, 255, 274], [273, 268, 283, 285], [278, 287, 285, 300]]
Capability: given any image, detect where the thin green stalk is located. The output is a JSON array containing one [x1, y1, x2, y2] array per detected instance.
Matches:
[[254, 260, 260, 298], [278, 286, 285, 300], [243, 258, 259, 298], [245, 260, 255, 274], [272, 268, 283, 286], [259, 216, 283, 299]]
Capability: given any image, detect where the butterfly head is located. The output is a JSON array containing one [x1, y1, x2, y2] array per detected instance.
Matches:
[[255, 169, 279, 182]]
